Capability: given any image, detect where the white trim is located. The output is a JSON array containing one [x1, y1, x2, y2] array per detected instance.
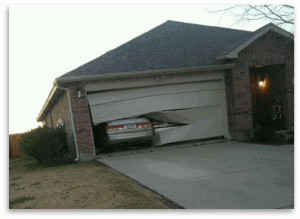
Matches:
[[84, 70, 227, 93], [36, 86, 57, 122], [217, 24, 294, 60], [54, 64, 236, 84]]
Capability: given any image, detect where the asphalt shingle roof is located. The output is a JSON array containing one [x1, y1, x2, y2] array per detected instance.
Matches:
[[58, 21, 277, 78]]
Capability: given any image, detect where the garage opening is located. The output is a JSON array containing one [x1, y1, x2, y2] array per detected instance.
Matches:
[[249, 64, 287, 131], [88, 80, 226, 154]]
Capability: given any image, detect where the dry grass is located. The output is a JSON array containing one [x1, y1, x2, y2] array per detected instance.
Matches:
[[9, 156, 176, 209]]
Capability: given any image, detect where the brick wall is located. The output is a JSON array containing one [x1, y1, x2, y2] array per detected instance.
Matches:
[[230, 30, 294, 140], [50, 91, 76, 158], [45, 113, 52, 128], [68, 83, 95, 161], [224, 69, 235, 139], [42, 85, 94, 161]]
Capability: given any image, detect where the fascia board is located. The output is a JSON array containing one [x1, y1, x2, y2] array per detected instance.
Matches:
[[55, 64, 236, 83], [36, 86, 58, 122]]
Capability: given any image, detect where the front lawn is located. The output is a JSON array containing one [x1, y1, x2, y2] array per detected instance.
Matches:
[[9, 156, 181, 209]]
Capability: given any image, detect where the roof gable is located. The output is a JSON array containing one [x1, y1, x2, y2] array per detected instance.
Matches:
[[58, 21, 293, 79], [217, 23, 294, 60]]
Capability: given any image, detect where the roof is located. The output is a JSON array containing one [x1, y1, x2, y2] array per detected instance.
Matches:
[[58, 20, 255, 78], [59, 21, 293, 79]]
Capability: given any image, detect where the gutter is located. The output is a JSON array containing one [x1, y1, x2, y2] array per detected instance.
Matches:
[[55, 84, 80, 162], [53, 63, 236, 84], [216, 55, 229, 61]]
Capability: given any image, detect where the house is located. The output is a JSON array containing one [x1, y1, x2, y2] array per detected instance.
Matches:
[[36, 20, 294, 162]]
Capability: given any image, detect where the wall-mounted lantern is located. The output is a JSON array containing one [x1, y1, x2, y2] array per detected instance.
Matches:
[[258, 72, 267, 88], [259, 80, 264, 87], [76, 88, 82, 98], [57, 118, 66, 129], [59, 118, 65, 127]]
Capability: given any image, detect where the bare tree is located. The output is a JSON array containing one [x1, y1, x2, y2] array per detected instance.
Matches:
[[204, 5, 294, 33]]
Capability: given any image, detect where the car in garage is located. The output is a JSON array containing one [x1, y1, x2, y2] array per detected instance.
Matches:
[[94, 117, 154, 152]]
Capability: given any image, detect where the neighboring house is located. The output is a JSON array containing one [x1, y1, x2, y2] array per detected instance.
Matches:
[[36, 20, 294, 162]]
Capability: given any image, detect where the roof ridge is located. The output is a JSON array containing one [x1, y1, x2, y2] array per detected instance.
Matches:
[[165, 20, 252, 33]]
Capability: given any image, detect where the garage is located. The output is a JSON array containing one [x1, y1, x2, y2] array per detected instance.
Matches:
[[87, 76, 229, 147], [36, 20, 293, 162]]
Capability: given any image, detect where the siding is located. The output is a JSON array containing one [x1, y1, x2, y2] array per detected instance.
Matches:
[[45, 91, 76, 158]]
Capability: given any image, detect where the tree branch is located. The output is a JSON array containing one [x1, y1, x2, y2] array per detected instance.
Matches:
[[206, 5, 294, 33], [265, 5, 294, 24], [283, 5, 294, 9]]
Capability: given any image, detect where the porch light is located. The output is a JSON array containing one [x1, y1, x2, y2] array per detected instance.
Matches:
[[76, 88, 82, 98], [259, 80, 264, 87], [258, 73, 266, 87]]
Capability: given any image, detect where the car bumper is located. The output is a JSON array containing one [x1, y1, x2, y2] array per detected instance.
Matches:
[[107, 130, 153, 144]]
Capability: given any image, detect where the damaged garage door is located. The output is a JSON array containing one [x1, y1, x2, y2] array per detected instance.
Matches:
[[87, 81, 225, 146]]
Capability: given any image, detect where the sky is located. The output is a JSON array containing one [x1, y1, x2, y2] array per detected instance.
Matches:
[[6, 3, 295, 135]]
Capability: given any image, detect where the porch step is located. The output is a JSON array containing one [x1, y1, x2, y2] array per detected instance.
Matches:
[[274, 126, 294, 143]]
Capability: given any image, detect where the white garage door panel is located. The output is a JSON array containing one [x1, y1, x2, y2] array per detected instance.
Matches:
[[153, 118, 223, 146], [145, 106, 222, 125], [88, 81, 220, 106], [90, 90, 221, 125]]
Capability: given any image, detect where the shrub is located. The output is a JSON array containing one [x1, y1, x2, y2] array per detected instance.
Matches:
[[18, 127, 69, 165], [239, 128, 254, 142], [253, 124, 275, 142]]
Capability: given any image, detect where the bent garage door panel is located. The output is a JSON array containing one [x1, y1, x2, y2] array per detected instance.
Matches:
[[90, 90, 221, 125], [87, 80, 226, 146], [152, 118, 223, 146], [88, 81, 221, 106], [145, 105, 222, 125]]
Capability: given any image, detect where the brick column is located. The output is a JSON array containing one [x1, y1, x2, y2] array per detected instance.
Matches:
[[285, 55, 294, 128], [68, 83, 95, 161], [224, 70, 235, 139], [231, 62, 254, 141]]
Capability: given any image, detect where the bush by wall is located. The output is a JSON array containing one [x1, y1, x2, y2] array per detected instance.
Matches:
[[10, 126, 45, 159], [238, 128, 254, 142], [18, 127, 69, 165], [253, 124, 275, 142]]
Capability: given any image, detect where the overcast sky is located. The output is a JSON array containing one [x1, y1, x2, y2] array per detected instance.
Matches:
[[7, 4, 293, 134]]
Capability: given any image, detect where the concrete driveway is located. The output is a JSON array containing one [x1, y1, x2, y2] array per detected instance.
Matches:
[[97, 141, 294, 209]]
